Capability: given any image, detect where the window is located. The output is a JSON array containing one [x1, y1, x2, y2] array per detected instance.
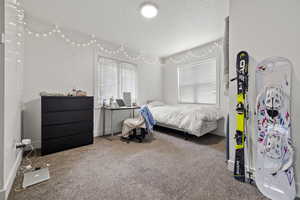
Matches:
[[95, 57, 137, 106], [178, 58, 218, 104], [119, 62, 137, 102]]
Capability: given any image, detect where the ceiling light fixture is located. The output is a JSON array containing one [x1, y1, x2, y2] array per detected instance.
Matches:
[[140, 2, 158, 19]]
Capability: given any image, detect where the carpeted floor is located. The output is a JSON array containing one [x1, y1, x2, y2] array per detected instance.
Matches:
[[9, 131, 267, 200]]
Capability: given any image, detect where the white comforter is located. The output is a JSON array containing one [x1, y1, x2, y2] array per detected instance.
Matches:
[[149, 104, 221, 135]]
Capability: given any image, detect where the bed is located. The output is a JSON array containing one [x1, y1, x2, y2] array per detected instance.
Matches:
[[147, 101, 222, 137]]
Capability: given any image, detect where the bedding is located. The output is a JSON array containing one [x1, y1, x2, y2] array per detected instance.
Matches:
[[148, 103, 221, 137], [147, 100, 165, 107]]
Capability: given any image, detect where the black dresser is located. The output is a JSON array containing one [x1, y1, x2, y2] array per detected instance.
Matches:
[[41, 96, 94, 155]]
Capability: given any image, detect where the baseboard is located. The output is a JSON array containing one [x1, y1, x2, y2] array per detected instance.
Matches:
[[228, 160, 300, 198], [93, 130, 103, 137], [94, 130, 121, 137], [297, 183, 300, 198], [227, 159, 234, 172], [0, 189, 5, 200], [0, 149, 22, 200]]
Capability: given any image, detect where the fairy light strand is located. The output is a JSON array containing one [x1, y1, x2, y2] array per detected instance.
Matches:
[[165, 39, 223, 64], [11, 2, 159, 66], [9, 1, 222, 65], [5, 0, 24, 65]]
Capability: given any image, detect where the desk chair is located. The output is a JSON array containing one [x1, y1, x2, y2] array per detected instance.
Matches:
[[121, 128, 147, 143]]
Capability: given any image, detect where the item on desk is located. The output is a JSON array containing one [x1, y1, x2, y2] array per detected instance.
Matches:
[[76, 90, 87, 96], [112, 102, 119, 108], [109, 96, 114, 107], [39, 91, 66, 96], [67, 89, 87, 96], [68, 89, 77, 96], [132, 102, 137, 106], [123, 92, 131, 107], [116, 99, 126, 107]]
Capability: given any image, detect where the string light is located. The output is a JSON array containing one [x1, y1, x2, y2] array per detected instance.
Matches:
[[9, 22, 17, 26], [7, 1, 160, 65], [22, 24, 159, 64], [9, 0, 222, 66], [21, 22, 158, 64], [5, 0, 24, 66], [165, 39, 223, 64]]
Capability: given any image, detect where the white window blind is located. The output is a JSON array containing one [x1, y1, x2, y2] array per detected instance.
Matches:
[[119, 62, 137, 103], [178, 58, 217, 104], [95, 57, 137, 106]]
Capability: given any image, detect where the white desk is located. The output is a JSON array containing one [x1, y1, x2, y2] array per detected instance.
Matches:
[[102, 106, 140, 139]]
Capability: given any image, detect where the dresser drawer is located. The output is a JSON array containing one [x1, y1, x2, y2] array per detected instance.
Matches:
[[42, 97, 93, 113], [42, 110, 93, 125], [42, 121, 93, 140], [42, 132, 93, 155], [41, 96, 94, 155]]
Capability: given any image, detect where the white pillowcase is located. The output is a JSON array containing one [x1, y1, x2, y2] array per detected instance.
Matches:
[[148, 101, 165, 107]]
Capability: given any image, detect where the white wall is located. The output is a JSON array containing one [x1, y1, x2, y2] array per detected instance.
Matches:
[[0, 0, 5, 198], [23, 30, 162, 148], [162, 63, 179, 105], [229, 0, 300, 196], [0, 0, 24, 199]]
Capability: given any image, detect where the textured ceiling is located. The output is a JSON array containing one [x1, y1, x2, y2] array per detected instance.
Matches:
[[22, 0, 228, 57]]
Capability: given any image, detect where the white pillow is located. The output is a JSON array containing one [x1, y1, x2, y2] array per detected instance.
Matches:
[[148, 101, 165, 107]]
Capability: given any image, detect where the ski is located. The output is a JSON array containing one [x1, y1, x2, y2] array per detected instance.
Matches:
[[233, 51, 249, 182]]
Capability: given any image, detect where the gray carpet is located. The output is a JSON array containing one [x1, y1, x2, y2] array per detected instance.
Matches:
[[9, 131, 267, 200]]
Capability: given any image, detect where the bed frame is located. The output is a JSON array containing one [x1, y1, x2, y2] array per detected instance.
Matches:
[[155, 120, 219, 139]]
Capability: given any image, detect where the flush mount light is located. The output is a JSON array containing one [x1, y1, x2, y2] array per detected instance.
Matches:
[[140, 2, 158, 19]]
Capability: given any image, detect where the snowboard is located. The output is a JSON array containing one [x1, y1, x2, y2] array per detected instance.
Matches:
[[255, 57, 296, 200], [233, 51, 249, 182]]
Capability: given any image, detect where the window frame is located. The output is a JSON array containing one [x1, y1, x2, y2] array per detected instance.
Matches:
[[177, 57, 220, 106], [94, 55, 138, 108]]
